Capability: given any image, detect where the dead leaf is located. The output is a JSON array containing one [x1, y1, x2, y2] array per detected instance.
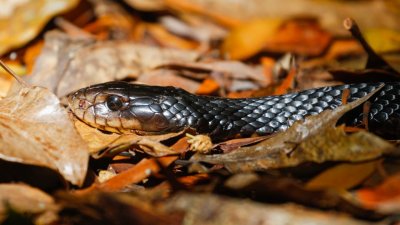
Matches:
[[221, 18, 283, 60], [0, 85, 89, 185], [137, 69, 200, 93], [164, 0, 400, 35], [146, 24, 199, 50], [0, 0, 79, 55], [27, 31, 200, 97], [264, 19, 332, 56], [78, 156, 177, 193], [57, 191, 180, 225], [196, 78, 219, 95], [0, 183, 57, 224], [74, 118, 183, 157], [356, 172, 400, 214], [124, 0, 166, 11], [222, 174, 382, 220], [165, 0, 241, 28], [162, 192, 380, 225], [160, 16, 228, 45], [86, 0, 138, 41], [365, 28, 400, 53], [191, 85, 395, 172], [163, 60, 268, 90], [305, 160, 381, 191]]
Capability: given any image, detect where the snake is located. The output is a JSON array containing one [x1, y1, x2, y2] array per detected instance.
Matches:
[[67, 81, 400, 140]]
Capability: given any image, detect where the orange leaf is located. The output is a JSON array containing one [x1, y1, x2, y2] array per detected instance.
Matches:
[[261, 57, 276, 84], [273, 67, 296, 95], [305, 160, 380, 191], [78, 156, 177, 194], [23, 41, 44, 73], [221, 18, 283, 60], [356, 172, 400, 210], [146, 24, 199, 50], [196, 78, 219, 95], [164, 0, 241, 28]]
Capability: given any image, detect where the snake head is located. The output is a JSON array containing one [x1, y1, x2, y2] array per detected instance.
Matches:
[[67, 81, 172, 134]]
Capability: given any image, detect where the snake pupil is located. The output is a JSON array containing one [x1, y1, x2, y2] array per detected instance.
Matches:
[[106, 95, 123, 111]]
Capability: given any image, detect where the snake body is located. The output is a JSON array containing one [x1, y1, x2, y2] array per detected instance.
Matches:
[[68, 81, 400, 140]]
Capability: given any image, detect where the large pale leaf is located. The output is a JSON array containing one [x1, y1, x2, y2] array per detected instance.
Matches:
[[0, 85, 89, 185], [28, 31, 200, 97]]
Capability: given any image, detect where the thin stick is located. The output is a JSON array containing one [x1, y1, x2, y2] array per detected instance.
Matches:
[[343, 18, 397, 73], [0, 60, 29, 87]]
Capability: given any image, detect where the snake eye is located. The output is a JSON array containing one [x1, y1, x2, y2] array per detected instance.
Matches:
[[106, 95, 123, 111]]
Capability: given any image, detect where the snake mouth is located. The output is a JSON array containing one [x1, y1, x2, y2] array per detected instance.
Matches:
[[67, 88, 146, 134]]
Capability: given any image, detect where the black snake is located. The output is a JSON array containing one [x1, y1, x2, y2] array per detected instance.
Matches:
[[67, 81, 400, 140]]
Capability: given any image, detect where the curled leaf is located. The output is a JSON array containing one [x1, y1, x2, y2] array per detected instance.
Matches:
[[0, 86, 89, 185]]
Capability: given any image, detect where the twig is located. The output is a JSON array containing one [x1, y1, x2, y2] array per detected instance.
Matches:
[[343, 18, 397, 74], [0, 60, 29, 87]]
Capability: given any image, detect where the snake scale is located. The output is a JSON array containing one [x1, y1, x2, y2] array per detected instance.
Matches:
[[68, 81, 400, 140]]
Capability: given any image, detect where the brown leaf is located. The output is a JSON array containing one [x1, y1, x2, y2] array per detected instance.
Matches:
[[124, 0, 166, 11], [165, 0, 400, 35], [0, 183, 57, 224], [27, 31, 200, 97], [78, 156, 177, 193], [356, 172, 400, 214], [191, 85, 395, 171], [163, 60, 268, 91], [0, 86, 89, 185], [305, 160, 381, 191], [137, 69, 200, 93], [162, 193, 380, 225], [221, 18, 283, 60], [0, 0, 79, 55], [74, 119, 183, 157], [160, 16, 228, 44], [222, 174, 382, 220]]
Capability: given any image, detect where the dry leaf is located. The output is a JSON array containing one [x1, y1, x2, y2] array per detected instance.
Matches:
[[79, 156, 177, 193], [221, 18, 283, 60], [165, 0, 400, 35], [356, 172, 400, 214], [305, 160, 380, 191], [0, 183, 57, 224], [124, 0, 166, 11], [160, 16, 228, 44], [365, 28, 400, 53], [0, 85, 89, 185], [0, 0, 79, 55], [137, 69, 200, 93], [74, 119, 183, 157], [264, 19, 332, 56], [162, 193, 380, 225], [163, 60, 268, 90], [191, 86, 395, 172], [27, 31, 200, 97]]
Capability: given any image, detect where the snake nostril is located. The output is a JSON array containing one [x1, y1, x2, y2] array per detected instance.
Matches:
[[79, 99, 86, 108]]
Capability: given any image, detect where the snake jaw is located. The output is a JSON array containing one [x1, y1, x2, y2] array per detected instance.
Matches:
[[67, 84, 146, 133]]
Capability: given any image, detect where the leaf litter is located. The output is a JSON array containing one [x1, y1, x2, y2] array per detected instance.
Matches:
[[0, 61, 89, 186], [0, 0, 400, 224]]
